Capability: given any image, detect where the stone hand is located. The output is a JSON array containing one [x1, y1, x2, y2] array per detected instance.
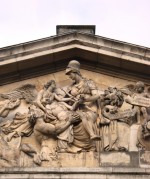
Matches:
[[69, 113, 81, 124]]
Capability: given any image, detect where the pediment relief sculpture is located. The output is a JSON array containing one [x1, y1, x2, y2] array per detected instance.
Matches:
[[0, 60, 149, 167]]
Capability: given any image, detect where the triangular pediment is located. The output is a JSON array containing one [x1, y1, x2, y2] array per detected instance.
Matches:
[[0, 31, 150, 85], [0, 27, 150, 177]]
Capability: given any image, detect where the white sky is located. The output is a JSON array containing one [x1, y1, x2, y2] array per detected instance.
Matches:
[[0, 0, 150, 48]]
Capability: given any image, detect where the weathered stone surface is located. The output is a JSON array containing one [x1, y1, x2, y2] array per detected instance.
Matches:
[[0, 167, 149, 179], [107, 175, 148, 179], [59, 153, 85, 167], [129, 124, 139, 151], [56, 25, 96, 35], [100, 152, 130, 166], [59, 151, 99, 168], [140, 151, 150, 168]]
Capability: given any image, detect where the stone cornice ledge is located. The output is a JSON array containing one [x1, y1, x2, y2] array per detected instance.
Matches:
[[0, 167, 149, 174], [0, 32, 149, 63], [0, 32, 149, 85]]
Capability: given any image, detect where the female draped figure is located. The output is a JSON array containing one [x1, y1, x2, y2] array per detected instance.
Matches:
[[65, 60, 101, 152]]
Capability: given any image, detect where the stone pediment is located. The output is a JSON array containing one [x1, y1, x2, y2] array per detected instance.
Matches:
[[0, 30, 150, 85], [0, 26, 150, 178]]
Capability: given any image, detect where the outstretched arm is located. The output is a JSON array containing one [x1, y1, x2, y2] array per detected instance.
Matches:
[[35, 114, 80, 136], [36, 90, 46, 112], [83, 94, 100, 102], [54, 93, 74, 102]]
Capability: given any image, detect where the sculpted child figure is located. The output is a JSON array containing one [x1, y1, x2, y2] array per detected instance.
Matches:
[[36, 80, 81, 113], [36, 80, 82, 153]]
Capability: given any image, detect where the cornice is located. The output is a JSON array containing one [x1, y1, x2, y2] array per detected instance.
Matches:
[[0, 32, 149, 85]]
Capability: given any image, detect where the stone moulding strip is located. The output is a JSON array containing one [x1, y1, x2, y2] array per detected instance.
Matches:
[[0, 39, 149, 66], [0, 31, 149, 59], [0, 167, 149, 175]]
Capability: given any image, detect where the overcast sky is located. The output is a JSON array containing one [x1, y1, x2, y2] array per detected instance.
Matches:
[[0, 0, 150, 48]]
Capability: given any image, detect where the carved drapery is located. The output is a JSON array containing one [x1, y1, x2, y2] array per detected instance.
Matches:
[[0, 60, 149, 167]]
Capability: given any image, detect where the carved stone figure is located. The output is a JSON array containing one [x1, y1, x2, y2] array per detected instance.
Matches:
[[1, 112, 34, 142], [0, 84, 37, 118], [65, 60, 101, 151], [36, 80, 81, 153], [0, 60, 149, 168], [0, 84, 38, 167], [100, 87, 132, 151], [123, 81, 150, 123], [36, 80, 73, 112], [121, 81, 150, 150], [137, 112, 150, 150], [28, 104, 81, 165], [0, 99, 20, 117]]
